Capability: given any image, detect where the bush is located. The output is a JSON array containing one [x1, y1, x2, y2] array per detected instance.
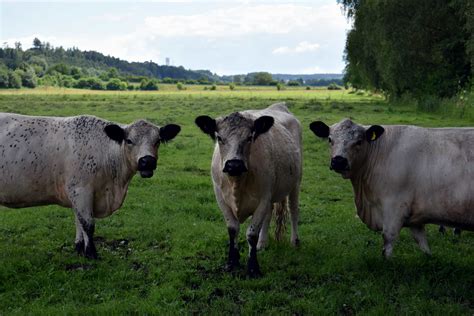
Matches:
[[74, 77, 104, 90], [127, 84, 135, 91], [287, 80, 300, 86], [276, 83, 285, 91], [20, 67, 38, 88], [229, 83, 235, 90], [139, 79, 159, 91], [328, 83, 342, 90], [176, 82, 186, 90], [306, 86, 311, 90], [0, 66, 8, 88], [210, 84, 217, 91], [106, 78, 127, 91], [8, 71, 22, 88]]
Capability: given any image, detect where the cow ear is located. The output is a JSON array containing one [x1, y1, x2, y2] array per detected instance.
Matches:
[[160, 124, 181, 143], [104, 124, 125, 143], [195, 115, 217, 140], [366, 125, 384, 142], [309, 121, 329, 138], [253, 116, 274, 140]]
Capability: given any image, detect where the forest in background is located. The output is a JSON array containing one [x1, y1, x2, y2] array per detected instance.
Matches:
[[339, 0, 473, 100], [0, 39, 343, 91]]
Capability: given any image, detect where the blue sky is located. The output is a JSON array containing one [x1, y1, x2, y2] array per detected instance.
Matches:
[[0, 1, 351, 75]]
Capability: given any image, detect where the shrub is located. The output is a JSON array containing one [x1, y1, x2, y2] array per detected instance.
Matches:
[[74, 77, 104, 90], [210, 84, 217, 91], [287, 80, 300, 86], [177, 82, 186, 90], [139, 79, 159, 91], [106, 78, 127, 91], [328, 83, 342, 90], [0, 66, 8, 88], [229, 83, 235, 90], [8, 71, 22, 88]]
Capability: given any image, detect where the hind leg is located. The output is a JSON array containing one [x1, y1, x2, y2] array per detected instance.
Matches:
[[289, 189, 300, 246], [410, 225, 431, 255], [257, 208, 272, 250]]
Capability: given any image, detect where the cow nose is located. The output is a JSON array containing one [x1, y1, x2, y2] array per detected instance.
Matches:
[[223, 159, 248, 176], [331, 156, 349, 172], [138, 155, 157, 171]]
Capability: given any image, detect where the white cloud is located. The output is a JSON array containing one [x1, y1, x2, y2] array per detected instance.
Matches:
[[272, 41, 320, 55], [144, 3, 347, 38]]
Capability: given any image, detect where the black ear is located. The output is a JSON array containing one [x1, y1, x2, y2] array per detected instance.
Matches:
[[253, 116, 274, 140], [309, 121, 329, 138], [366, 125, 384, 142], [195, 115, 217, 140], [104, 124, 125, 143], [160, 124, 181, 143]]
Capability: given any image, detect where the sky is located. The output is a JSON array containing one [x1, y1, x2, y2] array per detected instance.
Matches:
[[0, 0, 351, 75]]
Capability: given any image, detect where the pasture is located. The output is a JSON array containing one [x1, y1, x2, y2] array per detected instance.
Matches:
[[0, 87, 473, 314]]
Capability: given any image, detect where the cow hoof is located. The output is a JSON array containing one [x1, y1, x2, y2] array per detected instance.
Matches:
[[247, 266, 263, 279], [292, 238, 301, 247], [75, 241, 85, 255], [224, 261, 240, 272], [85, 244, 98, 260]]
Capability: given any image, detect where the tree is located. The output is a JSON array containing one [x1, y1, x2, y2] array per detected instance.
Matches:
[[252, 72, 274, 85], [139, 79, 159, 91], [20, 67, 38, 88], [339, 0, 471, 98], [0, 66, 8, 88], [33, 38, 43, 50]]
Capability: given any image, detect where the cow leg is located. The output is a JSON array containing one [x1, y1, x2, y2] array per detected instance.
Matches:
[[74, 214, 85, 255], [257, 209, 272, 250], [70, 188, 97, 259], [246, 201, 270, 278], [410, 225, 431, 255], [218, 199, 240, 272], [438, 225, 446, 234], [381, 204, 404, 258], [289, 189, 300, 247]]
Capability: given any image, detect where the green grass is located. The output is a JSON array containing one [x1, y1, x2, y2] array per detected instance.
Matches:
[[0, 88, 473, 314]]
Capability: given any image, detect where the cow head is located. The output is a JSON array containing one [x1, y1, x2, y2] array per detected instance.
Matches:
[[309, 119, 384, 178], [104, 120, 180, 178], [195, 112, 274, 177]]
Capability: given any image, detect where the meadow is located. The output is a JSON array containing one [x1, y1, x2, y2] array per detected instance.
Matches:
[[0, 86, 473, 314]]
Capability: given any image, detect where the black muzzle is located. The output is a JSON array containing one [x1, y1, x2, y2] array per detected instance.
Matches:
[[138, 155, 157, 178], [223, 159, 248, 177], [330, 156, 349, 173]]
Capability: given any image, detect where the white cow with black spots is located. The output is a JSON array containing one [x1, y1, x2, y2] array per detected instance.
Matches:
[[0, 113, 180, 259]]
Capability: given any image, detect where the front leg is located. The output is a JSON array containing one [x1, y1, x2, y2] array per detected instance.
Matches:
[[216, 193, 240, 272], [246, 200, 271, 278], [70, 187, 97, 259], [381, 201, 405, 258]]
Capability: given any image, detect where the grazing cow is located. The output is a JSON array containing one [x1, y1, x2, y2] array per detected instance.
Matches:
[[195, 103, 302, 277], [0, 113, 180, 259], [309, 118, 474, 257]]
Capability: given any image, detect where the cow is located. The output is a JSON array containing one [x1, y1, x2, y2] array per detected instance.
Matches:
[[0, 113, 180, 259], [195, 102, 302, 277], [309, 118, 474, 258]]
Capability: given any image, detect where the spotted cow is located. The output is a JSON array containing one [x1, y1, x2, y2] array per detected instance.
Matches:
[[0, 113, 180, 259]]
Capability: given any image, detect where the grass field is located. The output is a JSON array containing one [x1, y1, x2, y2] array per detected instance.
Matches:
[[0, 87, 473, 314]]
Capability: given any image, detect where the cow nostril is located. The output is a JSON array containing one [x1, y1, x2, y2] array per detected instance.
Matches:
[[138, 155, 157, 170]]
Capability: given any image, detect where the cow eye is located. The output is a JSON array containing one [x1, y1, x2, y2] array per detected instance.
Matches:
[[216, 135, 224, 143], [126, 139, 133, 145], [246, 135, 253, 142]]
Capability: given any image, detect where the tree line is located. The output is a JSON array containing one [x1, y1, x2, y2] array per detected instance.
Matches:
[[339, 0, 473, 99]]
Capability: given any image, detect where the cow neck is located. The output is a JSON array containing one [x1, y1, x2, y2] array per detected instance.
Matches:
[[108, 143, 135, 187]]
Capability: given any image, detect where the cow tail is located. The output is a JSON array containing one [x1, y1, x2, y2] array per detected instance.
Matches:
[[274, 197, 288, 242]]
